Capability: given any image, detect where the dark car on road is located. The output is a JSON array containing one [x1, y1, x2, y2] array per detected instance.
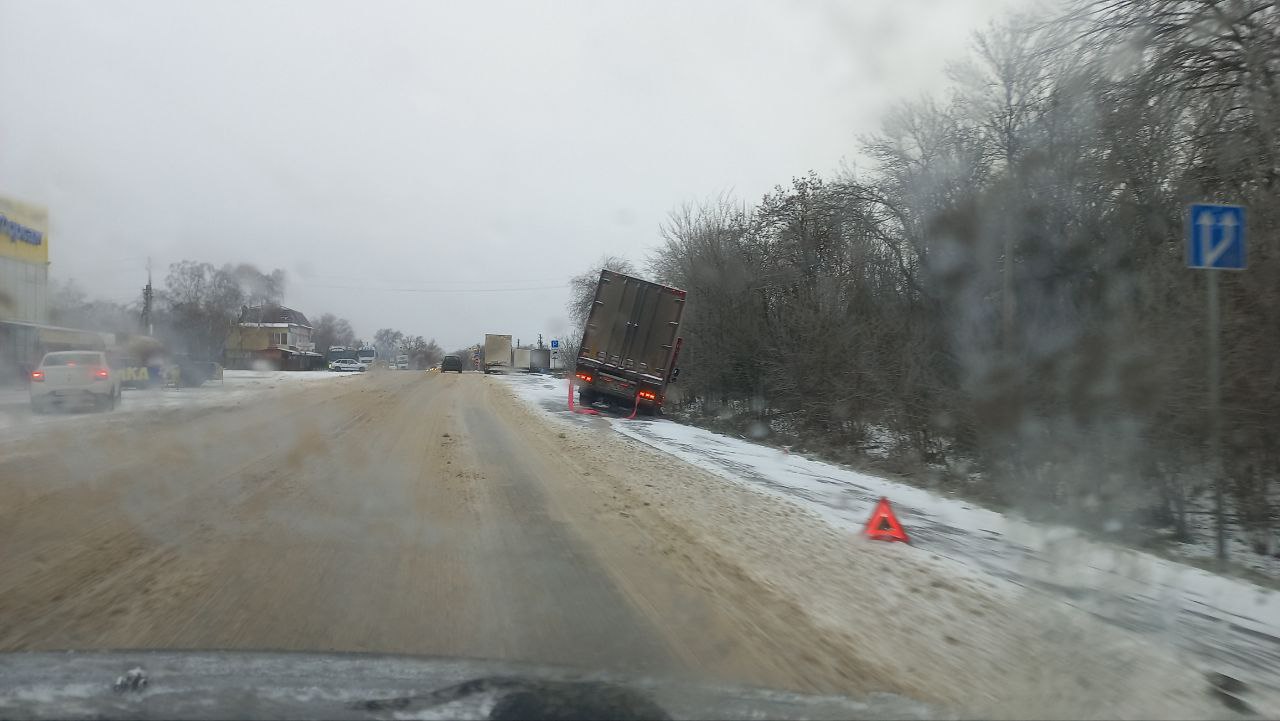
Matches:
[[441, 355, 463, 373]]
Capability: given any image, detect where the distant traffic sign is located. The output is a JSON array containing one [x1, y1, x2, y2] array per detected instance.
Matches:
[[550, 339, 559, 349], [1188, 203, 1246, 270]]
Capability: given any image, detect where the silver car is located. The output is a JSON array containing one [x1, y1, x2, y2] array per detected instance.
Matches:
[[328, 358, 367, 372]]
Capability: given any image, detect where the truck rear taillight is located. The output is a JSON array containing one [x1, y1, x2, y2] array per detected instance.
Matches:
[[30, 371, 44, 382], [94, 368, 110, 379], [576, 372, 593, 383], [637, 390, 656, 401]]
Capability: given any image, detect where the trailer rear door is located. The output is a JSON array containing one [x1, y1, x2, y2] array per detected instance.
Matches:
[[580, 271, 685, 381]]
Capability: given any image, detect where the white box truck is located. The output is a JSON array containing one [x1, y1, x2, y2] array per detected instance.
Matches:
[[530, 348, 551, 372], [483, 334, 512, 374]]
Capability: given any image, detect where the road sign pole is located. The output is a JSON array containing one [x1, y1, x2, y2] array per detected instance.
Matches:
[[1187, 202, 1244, 567], [1207, 269, 1226, 565]]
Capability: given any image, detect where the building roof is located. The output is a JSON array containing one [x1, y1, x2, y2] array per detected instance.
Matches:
[[238, 305, 311, 328]]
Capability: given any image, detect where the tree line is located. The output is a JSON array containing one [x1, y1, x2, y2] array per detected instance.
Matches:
[[52, 260, 363, 364], [582, 1, 1280, 553], [373, 328, 444, 369]]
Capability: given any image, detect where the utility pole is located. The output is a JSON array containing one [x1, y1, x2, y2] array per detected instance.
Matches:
[[141, 257, 154, 335]]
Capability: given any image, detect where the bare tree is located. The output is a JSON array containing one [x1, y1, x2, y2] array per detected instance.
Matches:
[[598, 0, 1280, 549], [159, 261, 288, 362], [374, 328, 404, 360], [402, 336, 443, 369], [567, 255, 637, 329], [312, 313, 357, 350], [48, 278, 137, 335], [160, 261, 244, 361]]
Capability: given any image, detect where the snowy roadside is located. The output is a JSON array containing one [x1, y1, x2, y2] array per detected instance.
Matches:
[[0, 370, 361, 442], [498, 371, 1280, 715]]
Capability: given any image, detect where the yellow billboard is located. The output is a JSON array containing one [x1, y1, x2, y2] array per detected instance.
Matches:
[[0, 195, 48, 264]]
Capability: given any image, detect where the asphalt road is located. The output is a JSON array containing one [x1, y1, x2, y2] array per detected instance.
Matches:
[[0, 370, 822, 691], [6, 369, 1259, 719]]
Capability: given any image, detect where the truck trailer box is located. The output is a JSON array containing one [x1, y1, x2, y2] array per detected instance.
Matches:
[[574, 270, 685, 412], [483, 334, 513, 374]]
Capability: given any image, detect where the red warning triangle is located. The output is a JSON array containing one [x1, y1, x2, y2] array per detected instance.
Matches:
[[864, 497, 909, 543]]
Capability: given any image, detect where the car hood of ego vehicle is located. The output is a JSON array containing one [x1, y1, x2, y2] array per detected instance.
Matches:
[[0, 650, 940, 720]]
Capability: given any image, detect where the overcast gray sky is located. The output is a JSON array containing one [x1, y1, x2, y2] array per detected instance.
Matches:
[[0, 0, 1017, 350]]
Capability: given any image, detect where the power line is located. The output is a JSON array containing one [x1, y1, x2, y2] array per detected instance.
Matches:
[[293, 282, 569, 294], [298, 274, 564, 286]]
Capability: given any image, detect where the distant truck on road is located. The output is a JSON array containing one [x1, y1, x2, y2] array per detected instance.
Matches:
[[573, 270, 685, 414], [530, 348, 551, 372], [326, 346, 356, 364], [483, 334, 512, 374]]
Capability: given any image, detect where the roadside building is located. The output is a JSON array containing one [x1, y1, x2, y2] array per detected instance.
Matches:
[[0, 195, 48, 324], [225, 305, 323, 370], [0, 196, 112, 382]]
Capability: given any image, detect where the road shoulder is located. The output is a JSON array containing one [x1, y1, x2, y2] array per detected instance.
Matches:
[[488, 376, 1238, 719]]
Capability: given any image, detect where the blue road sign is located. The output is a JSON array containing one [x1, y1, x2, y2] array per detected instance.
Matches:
[[550, 339, 559, 349], [1188, 203, 1246, 270]]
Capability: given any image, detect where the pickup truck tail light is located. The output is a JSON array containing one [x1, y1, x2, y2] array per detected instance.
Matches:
[[30, 370, 44, 382], [95, 368, 110, 379]]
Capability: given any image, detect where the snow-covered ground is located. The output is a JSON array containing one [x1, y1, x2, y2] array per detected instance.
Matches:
[[0, 370, 359, 442], [499, 371, 1280, 706]]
